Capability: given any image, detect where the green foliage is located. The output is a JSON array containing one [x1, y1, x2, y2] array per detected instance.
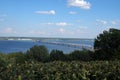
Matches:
[[114, 46, 120, 60], [0, 53, 7, 76], [0, 53, 6, 60], [5, 52, 26, 64], [0, 61, 120, 80], [69, 49, 93, 61], [50, 50, 66, 61], [94, 28, 120, 60], [0, 38, 120, 79], [14, 52, 27, 64], [0, 57, 6, 68], [26, 45, 49, 62]]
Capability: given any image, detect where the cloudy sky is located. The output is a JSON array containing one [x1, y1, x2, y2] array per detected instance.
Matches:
[[0, 0, 120, 38]]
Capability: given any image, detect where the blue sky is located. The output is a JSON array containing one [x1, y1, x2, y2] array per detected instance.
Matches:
[[0, 0, 120, 38]]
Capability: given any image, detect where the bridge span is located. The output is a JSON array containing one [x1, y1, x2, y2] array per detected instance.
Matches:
[[39, 41, 93, 50]]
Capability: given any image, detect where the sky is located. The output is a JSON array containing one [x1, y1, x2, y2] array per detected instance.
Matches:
[[0, 0, 120, 38]]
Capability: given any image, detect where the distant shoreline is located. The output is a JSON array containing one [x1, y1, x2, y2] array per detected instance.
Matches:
[[0, 37, 94, 41]]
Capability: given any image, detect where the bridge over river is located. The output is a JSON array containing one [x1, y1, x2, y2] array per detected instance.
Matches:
[[39, 41, 93, 51]]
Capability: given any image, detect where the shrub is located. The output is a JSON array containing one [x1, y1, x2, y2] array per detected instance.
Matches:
[[15, 52, 26, 64], [50, 50, 66, 61], [5, 52, 26, 64], [69, 49, 92, 61], [26, 45, 49, 62], [0, 61, 120, 80]]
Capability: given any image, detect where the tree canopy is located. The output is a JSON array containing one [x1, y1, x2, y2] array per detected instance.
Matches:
[[26, 45, 49, 62], [94, 28, 120, 60]]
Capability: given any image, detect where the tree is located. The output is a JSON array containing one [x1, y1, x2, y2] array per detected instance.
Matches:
[[94, 28, 120, 60], [114, 46, 120, 60], [69, 49, 92, 61], [50, 50, 66, 61], [26, 45, 49, 62]]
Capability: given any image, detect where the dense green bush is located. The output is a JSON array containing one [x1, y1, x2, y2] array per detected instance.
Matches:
[[26, 45, 49, 62], [114, 46, 120, 60], [69, 49, 93, 61], [14, 52, 27, 64], [94, 28, 120, 60], [0, 61, 120, 80], [0, 57, 6, 68], [50, 50, 66, 61], [25, 45, 94, 62], [4, 52, 26, 64]]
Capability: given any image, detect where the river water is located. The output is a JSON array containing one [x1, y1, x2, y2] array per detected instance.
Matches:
[[0, 38, 94, 53]]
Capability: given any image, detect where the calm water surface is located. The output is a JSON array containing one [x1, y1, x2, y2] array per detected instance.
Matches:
[[0, 39, 94, 53]]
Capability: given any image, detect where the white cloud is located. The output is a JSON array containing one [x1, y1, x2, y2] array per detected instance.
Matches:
[[96, 19, 107, 25], [69, 11, 77, 14], [56, 22, 68, 27], [5, 27, 17, 33], [96, 19, 120, 26], [76, 20, 81, 22], [35, 10, 55, 15], [111, 21, 117, 25], [79, 26, 87, 29], [68, 0, 91, 10], [5, 28, 12, 33], [30, 30, 46, 35], [75, 26, 88, 34], [76, 29, 88, 34], [111, 20, 120, 25], [43, 22, 71, 27], [101, 21, 107, 25], [59, 28, 65, 33]]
